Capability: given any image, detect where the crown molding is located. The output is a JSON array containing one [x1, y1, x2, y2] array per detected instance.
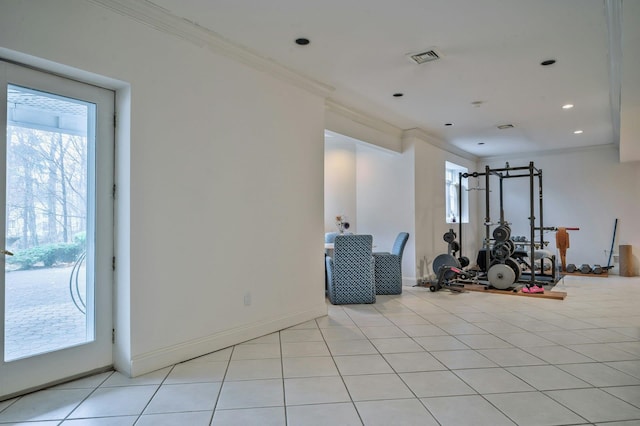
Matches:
[[88, 0, 334, 97], [479, 143, 618, 162], [324, 99, 403, 139], [402, 128, 478, 162]]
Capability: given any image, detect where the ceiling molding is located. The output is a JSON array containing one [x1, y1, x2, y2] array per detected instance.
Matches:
[[479, 143, 618, 162], [402, 128, 478, 162], [325, 99, 403, 139], [87, 0, 334, 98]]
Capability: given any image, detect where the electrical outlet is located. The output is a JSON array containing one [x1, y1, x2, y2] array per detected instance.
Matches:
[[244, 292, 251, 306]]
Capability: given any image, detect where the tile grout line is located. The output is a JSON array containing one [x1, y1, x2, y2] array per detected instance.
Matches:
[[59, 369, 116, 424], [345, 301, 446, 425], [278, 328, 288, 425], [321, 307, 366, 425], [208, 344, 236, 424], [387, 288, 607, 425], [132, 364, 176, 425]]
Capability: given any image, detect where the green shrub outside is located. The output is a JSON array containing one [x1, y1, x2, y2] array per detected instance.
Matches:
[[7, 240, 85, 270]]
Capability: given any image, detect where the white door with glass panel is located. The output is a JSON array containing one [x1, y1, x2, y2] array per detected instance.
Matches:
[[0, 61, 113, 399]]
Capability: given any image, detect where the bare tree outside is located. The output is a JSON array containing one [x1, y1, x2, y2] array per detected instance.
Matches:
[[4, 85, 90, 360]]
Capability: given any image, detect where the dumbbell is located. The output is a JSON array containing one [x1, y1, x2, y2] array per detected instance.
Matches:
[[580, 264, 592, 274], [566, 264, 577, 273], [592, 264, 603, 274]]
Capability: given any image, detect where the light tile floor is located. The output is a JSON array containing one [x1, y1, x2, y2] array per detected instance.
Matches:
[[2, 275, 640, 425]]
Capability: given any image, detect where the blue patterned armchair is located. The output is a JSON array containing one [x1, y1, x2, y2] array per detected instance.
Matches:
[[325, 234, 376, 305], [373, 232, 409, 295]]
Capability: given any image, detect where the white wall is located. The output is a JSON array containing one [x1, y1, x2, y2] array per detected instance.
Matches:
[[1, 0, 328, 376], [482, 146, 640, 275], [355, 143, 415, 283], [409, 135, 480, 281], [324, 136, 416, 282], [324, 137, 357, 233]]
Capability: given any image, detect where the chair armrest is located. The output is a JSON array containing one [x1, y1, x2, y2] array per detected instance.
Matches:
[[325, 256, 334, 283]]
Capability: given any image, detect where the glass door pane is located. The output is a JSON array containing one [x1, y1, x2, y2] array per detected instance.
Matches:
[[4, 85, 94, 361]]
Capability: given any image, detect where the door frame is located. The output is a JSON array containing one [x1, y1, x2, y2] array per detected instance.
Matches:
[[0, 60, 114, 400]]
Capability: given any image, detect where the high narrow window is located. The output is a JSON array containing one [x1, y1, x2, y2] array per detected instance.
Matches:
[[445, 161, 468, 223]]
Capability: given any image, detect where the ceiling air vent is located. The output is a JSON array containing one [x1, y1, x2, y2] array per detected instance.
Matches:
[[408, 48, 442, 65], [497, 124, 514, 130]]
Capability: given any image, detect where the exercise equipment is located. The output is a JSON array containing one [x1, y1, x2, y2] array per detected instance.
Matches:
[[443, 230, 456, 243], [504, 239, 515, 255], [556, 227, 569, 271], [457, 162, 562, 288], [432, 253, 460, 280], [429, 265, 466, 292], [606, 218, 618, 270], [504, 257, 521, 282], [492, 241, 511, 261], [565, 262, 607, 275], [493, 225, 511, 242], [427, 228, 478, 292], [487, 263, 516, 289]]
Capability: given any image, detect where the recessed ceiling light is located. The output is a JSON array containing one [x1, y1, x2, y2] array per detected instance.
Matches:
[[562, 104, 574, 109], [295, 38, 310, 46], [393, 93, 404, 97], [540, 59, 556, 66], [444, 123, 453, 126], [573, 130, 583, 134]]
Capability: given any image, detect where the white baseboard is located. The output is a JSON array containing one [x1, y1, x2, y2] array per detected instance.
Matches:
[[127, 303, 328, 377], [402, 276, 418, 286]]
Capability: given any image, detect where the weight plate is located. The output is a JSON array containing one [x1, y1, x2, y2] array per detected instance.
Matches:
[[443, 230, 456, 243], [458, 256, 470, 268], [487, 263, 516, 290], [449, 241, 460, 253], [504, 257, 521, 282], [492, 242, 510, 261], [432, 253, 461, 277], [504, 239, 515, 255], [493, 225, 510, 242]]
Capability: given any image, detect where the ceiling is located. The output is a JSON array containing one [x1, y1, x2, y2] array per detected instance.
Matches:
[[146, 0, 638, 159]]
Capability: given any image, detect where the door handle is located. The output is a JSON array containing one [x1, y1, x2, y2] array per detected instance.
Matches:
[[2, 249, 13, 256]]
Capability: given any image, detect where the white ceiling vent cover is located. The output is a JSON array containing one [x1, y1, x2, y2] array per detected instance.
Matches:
[[408, 48, 442, 65]]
